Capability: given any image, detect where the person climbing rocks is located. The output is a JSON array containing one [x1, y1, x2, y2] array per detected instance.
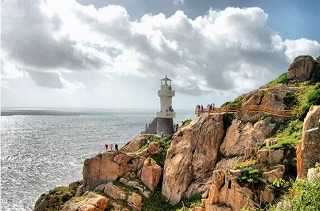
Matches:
[[105, 144, 108, 152], [115, 144, 118, 151]]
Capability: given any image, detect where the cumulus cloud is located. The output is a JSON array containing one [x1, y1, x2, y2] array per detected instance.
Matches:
[[285, 38, 320, 61], [1, 0, 104, 71], [2, 0, 320, 106]]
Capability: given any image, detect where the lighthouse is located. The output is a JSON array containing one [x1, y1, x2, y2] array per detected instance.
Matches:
[[143, 76, 176, 136], [155, 76, 175, 136]]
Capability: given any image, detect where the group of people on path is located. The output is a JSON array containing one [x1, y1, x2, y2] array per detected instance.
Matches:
[[105, 143, 118, 152], [196, 103, 215, 111]]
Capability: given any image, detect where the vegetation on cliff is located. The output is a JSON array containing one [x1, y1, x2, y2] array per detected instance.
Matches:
[[34, 55, 320, 211]]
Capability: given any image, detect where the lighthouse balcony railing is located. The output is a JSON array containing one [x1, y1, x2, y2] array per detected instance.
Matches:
[[156, 111, 176, 118]]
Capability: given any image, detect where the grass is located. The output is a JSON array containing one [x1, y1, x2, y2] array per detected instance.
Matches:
[[221, 94, 245, 108], [232, 159, 258, 170], [181, 119, 192, 127], [40, 186, 74, 210], [266, 73, 289, 88]]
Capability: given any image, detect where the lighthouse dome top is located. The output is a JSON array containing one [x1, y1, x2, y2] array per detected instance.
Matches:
[[160, 75, 172, 88], [161, 75, 172, 81]]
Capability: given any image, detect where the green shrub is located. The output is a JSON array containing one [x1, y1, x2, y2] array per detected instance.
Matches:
[[290, 179, 320, 210], [270, 178, 292, 198], [182, 119, 192, 127], [299, 83, 320, 119], [236, 167, 266, 188], [283, 92, 298, 109]]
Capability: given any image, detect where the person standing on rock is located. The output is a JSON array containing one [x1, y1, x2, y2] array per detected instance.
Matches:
[[161, 130, 164, 138], [110, 144, 113, 151], [115, 144, 118, 151], [105, 144, 108, 152]]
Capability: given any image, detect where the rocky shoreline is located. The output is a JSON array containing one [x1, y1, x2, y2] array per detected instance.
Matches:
[[34, 55, 320, 211]]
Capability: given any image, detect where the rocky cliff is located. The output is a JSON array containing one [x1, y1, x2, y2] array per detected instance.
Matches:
[[34, 55, 320, 211], [297, 105, 320, 179]]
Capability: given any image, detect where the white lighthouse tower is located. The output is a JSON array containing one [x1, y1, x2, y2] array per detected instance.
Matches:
[[155, 76, 176, 136]]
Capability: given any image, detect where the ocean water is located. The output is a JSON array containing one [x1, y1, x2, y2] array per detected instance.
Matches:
[[1, 109, 194, 211]]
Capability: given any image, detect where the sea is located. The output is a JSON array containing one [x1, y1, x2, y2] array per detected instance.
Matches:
[[1, 108, 195, 211]]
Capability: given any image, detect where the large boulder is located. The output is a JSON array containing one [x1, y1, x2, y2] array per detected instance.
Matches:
[[162, 114, 225, 205], [287, 55, 315, 81], [120, 135, 153, 153], [258, 149, 284, 165], [83, 152, 145, 190], [127, 192, 143, 211], [140, 158, 162, 191], [204, 170, 256, 211], [262, 165, 286, 183], [220, 118, 275, 156], [297, 106, 320, 179], [61, 192, 108, 211], [238, 84, 291, 122]]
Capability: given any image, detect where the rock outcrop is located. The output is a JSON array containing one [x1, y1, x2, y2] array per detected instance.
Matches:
[[220, 118, 275, 156], [120, 135, 152, 153], [140, 158, 162, 191], [288, 55, 315, 81], [83, 152, 145, 190], [297, 106, 320, 179], [162, 114, 225, 205], [204, 170, 255, 211], [61, 192, 108, 211]]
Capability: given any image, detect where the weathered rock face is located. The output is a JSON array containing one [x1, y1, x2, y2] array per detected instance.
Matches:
[[140, 158, 162, 191], [139, 142, 163, 157], [162, 114, 225, 205], [288, 55, 315, 81], [258, 149, 284, 165], [297, 106, 320, 179], [61, 192, 108, 211], [307, 165, 320, 182], [127, 192, 143, 210], [120, 135, 152, 153], [83, 152, 145, 190], [204, 170, 256, 211], [238, 84, 292, 122], [220, 118, 275, 157], [262, 165, 285, 183]]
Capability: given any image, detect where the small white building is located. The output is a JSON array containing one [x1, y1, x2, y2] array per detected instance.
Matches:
[[143, 76, 176, 136]]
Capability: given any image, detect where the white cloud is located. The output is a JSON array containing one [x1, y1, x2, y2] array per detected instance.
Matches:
[[284, 38, 320, 61], [1, 0, 320, 108]]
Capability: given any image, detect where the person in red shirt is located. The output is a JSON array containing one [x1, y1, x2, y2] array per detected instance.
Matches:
[[110, 144, 113, 151]]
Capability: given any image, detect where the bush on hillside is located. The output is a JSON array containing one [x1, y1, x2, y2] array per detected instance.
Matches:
[[299, 83, 320, 119], [283, 92, 298, 109]]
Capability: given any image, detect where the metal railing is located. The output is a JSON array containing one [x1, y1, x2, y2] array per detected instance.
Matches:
[[195, 105, 300, 117]]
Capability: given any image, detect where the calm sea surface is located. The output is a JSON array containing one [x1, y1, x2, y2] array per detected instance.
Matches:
[[1, 109, 194, 211]]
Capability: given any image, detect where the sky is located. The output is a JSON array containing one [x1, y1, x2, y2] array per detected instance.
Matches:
[[1, 0, 320, 110]]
